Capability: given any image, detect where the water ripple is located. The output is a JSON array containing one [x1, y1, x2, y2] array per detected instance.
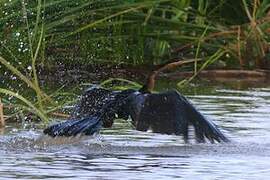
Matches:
[[0, 86, 270, 179]]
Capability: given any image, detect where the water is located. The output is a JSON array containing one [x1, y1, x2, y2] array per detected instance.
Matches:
[[1, 83, 270, 179]]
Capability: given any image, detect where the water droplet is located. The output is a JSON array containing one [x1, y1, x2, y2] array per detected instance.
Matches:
[[11, 75, 17, 80], [27, 66, 32, 70]]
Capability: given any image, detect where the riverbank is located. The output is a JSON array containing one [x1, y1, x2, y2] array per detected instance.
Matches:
[[38, 64, 270, 86]]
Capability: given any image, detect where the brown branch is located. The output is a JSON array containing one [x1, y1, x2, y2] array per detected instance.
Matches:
[[206, 30, 238, 39], [173, 30, 238, 54], [0, 98, 5, 128], [144, 59, 202, 92], [172, 43, 193, 53], [237, 26, 244, 68], [50, 112, 71, 118]]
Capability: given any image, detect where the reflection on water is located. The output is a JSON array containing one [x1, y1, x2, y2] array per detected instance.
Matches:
[[0, 84, 270, 179]]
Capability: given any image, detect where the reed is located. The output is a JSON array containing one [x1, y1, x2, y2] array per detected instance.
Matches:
[[1, 0, 269, 68], [0, 89, 48, 123], [0, 0, 269, 123], [0, 98, 4, 127]]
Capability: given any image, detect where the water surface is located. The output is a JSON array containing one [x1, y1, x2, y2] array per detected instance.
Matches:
[[1, 82, 270, 179]]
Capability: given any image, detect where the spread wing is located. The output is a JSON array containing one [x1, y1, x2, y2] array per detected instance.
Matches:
[[43, 116, 102, 137], [175, 91, 229, 143], [128, 90, 229, 143], [44, 87, 135, 137], [71, 87, 115, 119]]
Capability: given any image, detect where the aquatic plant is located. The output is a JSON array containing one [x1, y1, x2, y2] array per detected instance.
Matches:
[[0, 54, 78, 123], [0, 0, 269, 68], [0, 0, 269, 123]]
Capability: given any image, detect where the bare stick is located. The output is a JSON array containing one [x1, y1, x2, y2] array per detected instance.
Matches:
[[145, 58, 202, 92], [51, 112, 70, 118], [0, 98, 5, 127]]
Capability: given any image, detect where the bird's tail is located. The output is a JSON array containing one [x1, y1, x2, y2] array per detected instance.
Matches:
[[182, 97, 229, 143], [43, 116, 102, 137]]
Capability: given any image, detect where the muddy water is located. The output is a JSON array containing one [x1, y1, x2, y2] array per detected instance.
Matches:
[[0, 83, 270, 179]]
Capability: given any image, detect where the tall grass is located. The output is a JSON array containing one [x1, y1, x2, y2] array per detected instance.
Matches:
[[0, 0, 269, 122], [1, 0, 269, 68], [0, 0, 75, 123]]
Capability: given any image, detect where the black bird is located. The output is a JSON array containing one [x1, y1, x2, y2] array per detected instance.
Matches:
[[44, 60, 229, 143], [44, 86, 229, 143]]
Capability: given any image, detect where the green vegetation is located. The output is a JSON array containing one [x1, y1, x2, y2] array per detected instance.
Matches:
[[0, 0, 269, 123], [1, 0, 269, 67]]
